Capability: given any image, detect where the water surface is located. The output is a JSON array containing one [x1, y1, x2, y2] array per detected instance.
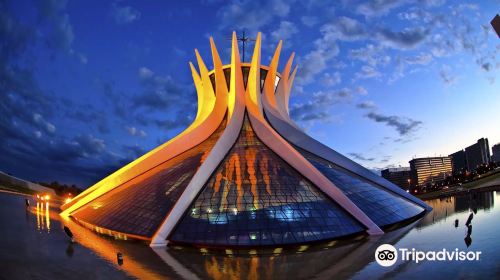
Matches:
[[1, 190, 499, 279]]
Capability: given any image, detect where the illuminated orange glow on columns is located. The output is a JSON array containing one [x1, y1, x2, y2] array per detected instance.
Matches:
[[245, 145, 259, 210], [260, 154, 271, 196], [225, 153, 243, 211], [214, 173, 223, 193], [218, 174, 230, 212]]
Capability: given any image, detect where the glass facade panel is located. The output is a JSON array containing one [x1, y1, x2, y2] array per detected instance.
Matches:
[[297, 148, 425, 227], [169, 115, 364, 246], [72, 119, 227, 237]]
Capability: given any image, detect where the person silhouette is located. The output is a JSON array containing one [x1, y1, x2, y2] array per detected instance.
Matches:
[[464, 224, 473, 248], [465, 213, 473, 226]]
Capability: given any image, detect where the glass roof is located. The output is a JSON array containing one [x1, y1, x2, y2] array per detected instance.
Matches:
[[169, 115, 365, 246], [297, 148, 425, 227]]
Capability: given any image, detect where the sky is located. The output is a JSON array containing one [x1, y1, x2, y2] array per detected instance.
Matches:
[[1, 0, 499, 187]]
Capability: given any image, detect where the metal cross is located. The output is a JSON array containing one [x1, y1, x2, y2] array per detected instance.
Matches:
[[234, 30, 256, 62]]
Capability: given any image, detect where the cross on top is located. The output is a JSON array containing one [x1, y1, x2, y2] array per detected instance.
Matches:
[[234, 30, 256, 62]]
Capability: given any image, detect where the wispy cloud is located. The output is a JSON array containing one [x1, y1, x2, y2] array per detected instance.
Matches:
[[126, 126, 147, 137], [439, 65, 458, 86], [377, 27, 430, 49], [134, 67, 190, 111], [348, 152, 375, 162], [271, 20, 298, 43], [356, 0, 408, 17], [300, 16, 318, 27], [365, 112, 422, 136], [290, 89, 349, 122], [356, 101, 377, 110], [217, 0, 291, 32], [356, 100, 422, 137], [111, 3, 141, 24]]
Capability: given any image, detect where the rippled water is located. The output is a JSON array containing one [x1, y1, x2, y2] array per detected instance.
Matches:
[[1, 190, 499, 279]]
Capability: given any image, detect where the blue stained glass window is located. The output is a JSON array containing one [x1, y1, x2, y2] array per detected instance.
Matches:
[[169, 115, 365, 246]]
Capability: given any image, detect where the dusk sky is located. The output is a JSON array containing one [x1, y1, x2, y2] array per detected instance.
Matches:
[[1, 0, 499, 187]]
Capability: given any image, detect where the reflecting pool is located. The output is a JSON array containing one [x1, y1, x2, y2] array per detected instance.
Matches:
[[1, 190, 499, 279]]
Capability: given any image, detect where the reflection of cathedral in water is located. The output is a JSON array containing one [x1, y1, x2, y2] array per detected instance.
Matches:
[[417, 191, 495, 228]]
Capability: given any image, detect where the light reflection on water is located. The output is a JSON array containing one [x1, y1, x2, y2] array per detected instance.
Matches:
[[1, 190, 499, 279], [35, 201, 51, 232]]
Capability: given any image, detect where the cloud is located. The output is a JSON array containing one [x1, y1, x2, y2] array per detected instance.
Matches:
[[271, 20, 298, 43], [33, 113, 56, 134], [217, 0, 291, 32], [78, 53, 88, 64], [151, 114, 193, 130], [355, 65, 382, 79], [356, 0, 408, 17], [439, 65, 458, 86], [134, 68, 189, 110], [420, 0, 446, 7], [480, 62, 491, 72], [64, 104, 110, 134], [377, 27, 430, 49], [388, 53, 433, 83], [290, 89, 352, 122], [355, 86, 368, 95], [297, 23, 341, 84], [126, 126, 147, 137], [300, 16, 318, 27], [398, 10, 420, 21], [365, 112, 422, 136], [321, 72, 341, 86], [348, 152, 375, 162], [112, 3, 141, 24], [349, 44, 391, 67], [35, 0, 75, 52], [139, 67, 154, 79], [122, 144, 146, 159], [405, 53, 432, 65], [321, 16, 367, 41], [356, 101, 377, 109], [73, 134, 106, 156]]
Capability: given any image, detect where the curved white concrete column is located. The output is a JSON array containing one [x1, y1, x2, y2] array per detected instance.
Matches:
[[150, 32, 247, 247]]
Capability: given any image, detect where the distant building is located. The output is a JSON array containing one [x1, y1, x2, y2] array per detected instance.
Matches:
[[465, 138, 491, 171], [409, 157, 452, 187], [492, 143, 500, 163], [449, 150, 467, 174], [381, 167, 411, 190]]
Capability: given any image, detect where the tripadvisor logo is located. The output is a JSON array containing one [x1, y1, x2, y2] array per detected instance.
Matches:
[[374, 244, 482, 267], [375, 244, 398, 267]]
